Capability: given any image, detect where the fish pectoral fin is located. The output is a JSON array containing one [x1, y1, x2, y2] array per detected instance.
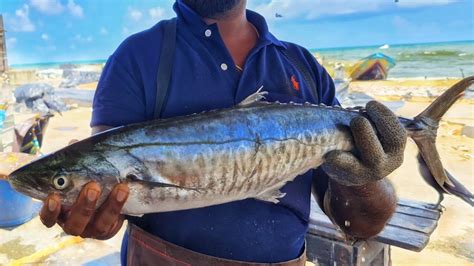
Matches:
[[125, 213, 144, 217], [237, 86, 269, 107], [255, 189, 287, 204]]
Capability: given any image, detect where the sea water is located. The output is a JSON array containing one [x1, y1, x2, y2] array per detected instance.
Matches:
[[312, 40, 474, 79], [9, 59, 106, 70], [9, 40, 473, 80]]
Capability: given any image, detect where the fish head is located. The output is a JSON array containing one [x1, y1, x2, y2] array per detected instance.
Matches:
[[9, 150, 117, 207]]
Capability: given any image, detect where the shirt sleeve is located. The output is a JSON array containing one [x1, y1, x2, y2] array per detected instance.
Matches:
[[91, 47, 146, 127]]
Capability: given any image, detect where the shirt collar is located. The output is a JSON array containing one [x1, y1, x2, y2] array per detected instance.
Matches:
[[174, 0, 287, 49]]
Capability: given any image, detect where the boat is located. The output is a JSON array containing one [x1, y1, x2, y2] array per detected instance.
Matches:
[[379, 44, 390, 49], [350, 53, 396, 81]]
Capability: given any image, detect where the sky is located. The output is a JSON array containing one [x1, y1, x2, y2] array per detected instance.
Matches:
[[1, 0, 473, 65]]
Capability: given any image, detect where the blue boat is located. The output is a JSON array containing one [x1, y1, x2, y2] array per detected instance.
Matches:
[[350, 53, 396, 80]]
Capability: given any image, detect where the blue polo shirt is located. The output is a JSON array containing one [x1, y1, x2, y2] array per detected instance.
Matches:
[[92, 0, 338, 263]]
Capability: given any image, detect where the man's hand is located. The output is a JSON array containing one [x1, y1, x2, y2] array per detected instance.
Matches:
[[322, 101, 407, 186], [319, 101, 405, 239], [39, 131, 128, 240], [39, 182, 129, 240]]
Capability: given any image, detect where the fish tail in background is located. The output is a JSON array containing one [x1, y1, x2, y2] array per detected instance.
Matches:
[[416, 153, 445, 206], [416, 154, 474, 207], [444, 170, 474, 207], [408, 76, 474, 207]]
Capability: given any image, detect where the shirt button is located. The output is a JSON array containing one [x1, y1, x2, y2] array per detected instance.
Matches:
[[205, 29, 212, 37], [221, 63, 228, 71]]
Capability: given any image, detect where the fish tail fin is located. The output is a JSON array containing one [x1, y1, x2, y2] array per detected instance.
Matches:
[[414, 76, 474, 122], [408, 76, 474, 206]]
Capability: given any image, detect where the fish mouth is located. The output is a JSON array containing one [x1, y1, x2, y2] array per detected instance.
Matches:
[[8, 169, 50, 201], [9, 178, 44, 200]]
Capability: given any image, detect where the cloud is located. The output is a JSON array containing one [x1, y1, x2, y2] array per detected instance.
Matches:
[[392, 16, 410, 29], [100, 27, 109, 35], [249, 0, 460, 21], [122, 27, 130, 36], [67, 0, 84, 18], [149, 7, 166, 20], [396, 0, 458, 8], [6, 37, 18, 49], [73, 34, 93, 43], [30, 0, 64, 15], [6, 5, 36, 32], [122, 5, 174, 36], [391, 15, 442, 39], [30, 0, 84, 17], [128, 8, 143, 21], [41, 33, 49, 40], [127, 6, 173, 22]]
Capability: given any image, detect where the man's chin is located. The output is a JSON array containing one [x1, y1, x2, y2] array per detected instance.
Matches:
[[182, 0, 243, 19]]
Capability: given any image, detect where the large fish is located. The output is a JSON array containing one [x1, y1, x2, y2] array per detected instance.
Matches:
[[9, 77, 474, 215]]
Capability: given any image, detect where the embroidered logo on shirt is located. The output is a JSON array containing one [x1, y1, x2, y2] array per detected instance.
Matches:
[[291, 75, 300, 91]]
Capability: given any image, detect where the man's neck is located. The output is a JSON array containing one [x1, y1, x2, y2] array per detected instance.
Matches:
[[202, 4, 258, 68], [202, 5, 248, 41]]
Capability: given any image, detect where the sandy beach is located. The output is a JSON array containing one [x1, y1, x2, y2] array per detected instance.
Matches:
[[1, 0, 472, 262], [0, 74, 473, 265], [389, 100, 474, 265]]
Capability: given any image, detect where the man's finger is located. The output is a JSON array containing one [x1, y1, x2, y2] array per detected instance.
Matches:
[[323, 150, 375, 186], [62, 182, 101, 236], [81, 217, 124, 240], [89, 183, 129, 238], [350, 116, 385, 167], [87, 217, 125, 240], [365, 101, 406, 154], [40, 194, 61, 228]]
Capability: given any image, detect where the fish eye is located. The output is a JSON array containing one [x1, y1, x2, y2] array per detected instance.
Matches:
[[52, 176, 69, 190]]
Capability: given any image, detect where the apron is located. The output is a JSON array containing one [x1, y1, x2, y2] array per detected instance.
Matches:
[[127, 223, 306, 266]]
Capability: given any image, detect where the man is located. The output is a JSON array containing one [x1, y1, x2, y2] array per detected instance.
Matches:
[[39, 0, 405, 265]]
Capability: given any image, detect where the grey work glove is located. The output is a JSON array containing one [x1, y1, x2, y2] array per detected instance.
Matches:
[[322, 101, 407, 186]]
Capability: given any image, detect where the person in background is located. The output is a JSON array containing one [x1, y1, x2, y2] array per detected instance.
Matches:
[[39, 1, 405, 265]]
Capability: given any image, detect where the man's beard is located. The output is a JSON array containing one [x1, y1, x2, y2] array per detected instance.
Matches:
[[182, 0, 243, 19]]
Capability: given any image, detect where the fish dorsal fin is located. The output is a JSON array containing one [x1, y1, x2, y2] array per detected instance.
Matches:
[[237, 86, 269, 107]]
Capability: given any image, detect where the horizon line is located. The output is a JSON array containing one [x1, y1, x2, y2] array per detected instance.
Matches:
[[9, 39, 474, 68]]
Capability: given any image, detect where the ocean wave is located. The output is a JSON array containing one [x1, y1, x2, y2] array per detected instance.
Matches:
[[316, 41, 474, 79], [397, 50, 470, 58]]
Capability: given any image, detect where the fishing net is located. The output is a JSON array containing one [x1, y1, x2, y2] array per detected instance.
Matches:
[[14, 83, 68, 114]]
